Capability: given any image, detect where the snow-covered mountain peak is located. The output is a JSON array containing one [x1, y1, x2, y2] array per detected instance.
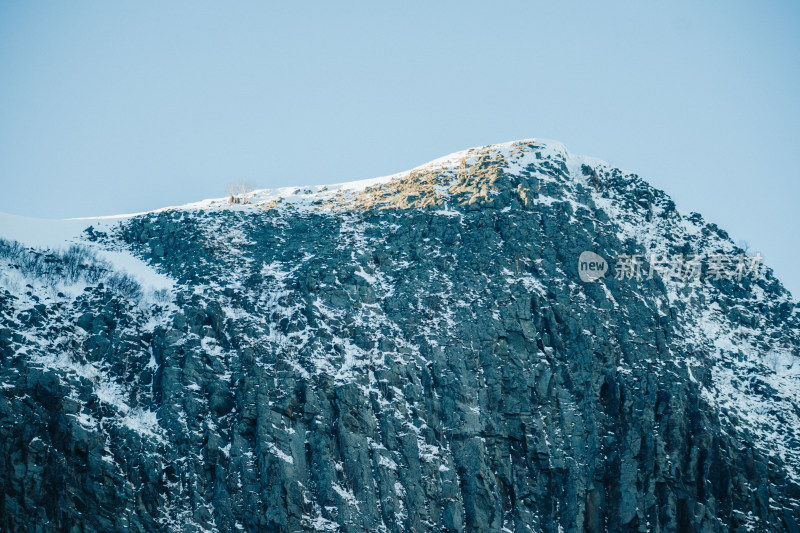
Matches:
[[115, 138, 577, 215], [1, 139, 799, 531]]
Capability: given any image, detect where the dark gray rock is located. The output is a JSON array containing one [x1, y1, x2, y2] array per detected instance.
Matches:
[[0, 140, 798, 532]]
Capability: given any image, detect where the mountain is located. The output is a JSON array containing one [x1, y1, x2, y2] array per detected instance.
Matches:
[[0, 139, 798, 532]]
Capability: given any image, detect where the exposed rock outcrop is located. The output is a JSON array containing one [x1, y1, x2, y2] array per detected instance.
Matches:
[[1, 140, 798, 532]]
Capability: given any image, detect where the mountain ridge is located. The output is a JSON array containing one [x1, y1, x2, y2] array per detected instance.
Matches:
[[1, 139, 798, 531]]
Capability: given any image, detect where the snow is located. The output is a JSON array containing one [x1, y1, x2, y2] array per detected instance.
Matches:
[[0, 212, 174, 444], [94, 249, 173, 292], [353, 266, 377, 284], [0, 139, 566, 222], [332, 483, 359, 508], [2, 137, 798, 520], [266, 442, 294, 465], [0, 211, 175, 299], [0, 212, 105, 248], [29, 350, 164, 441], [377, 454, 398, 470], [558, 143, 800, 483]]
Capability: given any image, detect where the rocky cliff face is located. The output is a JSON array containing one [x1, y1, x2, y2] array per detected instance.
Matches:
[[1, 140, 798, 532]]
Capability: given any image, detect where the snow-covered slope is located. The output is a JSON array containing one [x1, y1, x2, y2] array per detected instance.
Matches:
[[1, 139, 798, 532]]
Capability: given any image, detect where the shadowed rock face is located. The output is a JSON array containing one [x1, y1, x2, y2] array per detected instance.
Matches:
[[1, 140, 798, 532]]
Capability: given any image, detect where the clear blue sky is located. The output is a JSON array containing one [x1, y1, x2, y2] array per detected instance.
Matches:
[[1, 1, 798, 297]]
